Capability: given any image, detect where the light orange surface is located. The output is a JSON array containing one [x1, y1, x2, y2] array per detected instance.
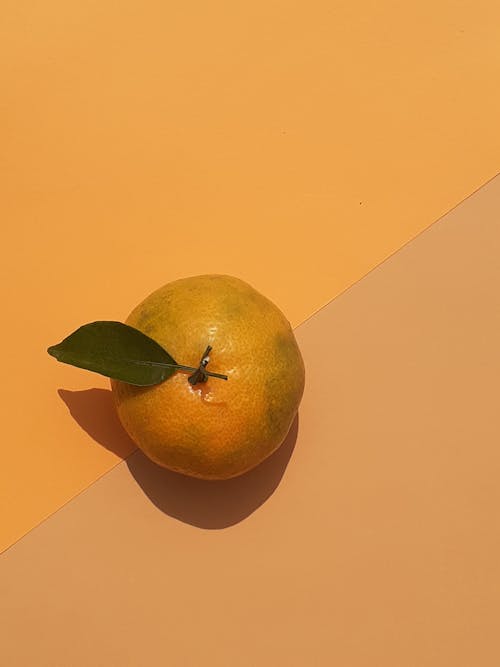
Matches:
[[2, 177, 499, 666], [1, 0, 500, 552]]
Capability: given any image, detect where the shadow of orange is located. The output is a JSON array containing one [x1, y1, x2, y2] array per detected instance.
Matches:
[[59, 388, 299, 529]]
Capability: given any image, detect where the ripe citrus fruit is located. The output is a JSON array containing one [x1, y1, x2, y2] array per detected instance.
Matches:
[[110, 274, 305, 479]]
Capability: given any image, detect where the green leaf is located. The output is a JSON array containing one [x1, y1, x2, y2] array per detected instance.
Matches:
[[47, 321, 178, 386]]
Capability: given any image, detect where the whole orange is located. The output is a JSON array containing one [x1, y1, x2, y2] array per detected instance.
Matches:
[[110, 274, 305, 479]]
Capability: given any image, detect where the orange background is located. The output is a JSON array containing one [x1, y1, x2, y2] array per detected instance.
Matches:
[[2, 176, 499, 666], [1, 0, 500, 553]]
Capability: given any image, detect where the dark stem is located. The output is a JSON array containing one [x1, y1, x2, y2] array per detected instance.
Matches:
[[188, 345, 213, 386]]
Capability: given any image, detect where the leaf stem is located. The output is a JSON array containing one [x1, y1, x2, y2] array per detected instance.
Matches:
[[132, 359, 228, 381]]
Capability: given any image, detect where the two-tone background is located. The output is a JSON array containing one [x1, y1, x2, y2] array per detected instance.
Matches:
[[1, 1, 499, 665]]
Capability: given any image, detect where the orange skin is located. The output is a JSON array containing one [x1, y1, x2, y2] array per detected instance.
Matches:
[[111, 275, 305, 479]]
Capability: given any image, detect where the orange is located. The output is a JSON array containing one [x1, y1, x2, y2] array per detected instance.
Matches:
[[110, 275, 305, 479]]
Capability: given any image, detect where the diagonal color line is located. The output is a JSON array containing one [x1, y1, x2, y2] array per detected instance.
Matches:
[[0, 457, 132, 557], [295, 171, 500, 332]]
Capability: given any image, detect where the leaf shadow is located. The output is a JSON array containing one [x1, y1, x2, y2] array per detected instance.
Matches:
[[58, 388, 299, 529], [58, 388, 136, 459]]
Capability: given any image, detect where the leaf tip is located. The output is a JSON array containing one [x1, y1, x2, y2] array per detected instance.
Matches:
[[47, 344, 60, 359]]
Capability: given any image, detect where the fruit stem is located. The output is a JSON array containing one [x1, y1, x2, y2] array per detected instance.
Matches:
[[188, 345, 212, 385]]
